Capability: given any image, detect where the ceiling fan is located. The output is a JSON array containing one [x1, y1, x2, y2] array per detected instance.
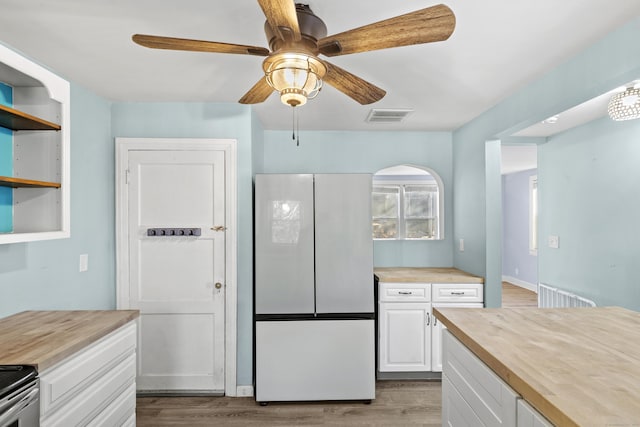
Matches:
[[132, 1, 455, 108]]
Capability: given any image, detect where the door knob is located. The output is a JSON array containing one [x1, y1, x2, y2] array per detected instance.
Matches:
[[211, 226, 227, 232], [215, 282, 223, 289]]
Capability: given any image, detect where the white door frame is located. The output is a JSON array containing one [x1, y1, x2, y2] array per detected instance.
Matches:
[[115, 137, 238, 396]]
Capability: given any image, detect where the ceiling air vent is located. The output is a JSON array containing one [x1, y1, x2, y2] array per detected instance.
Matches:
[[366, 109, 414, 123]]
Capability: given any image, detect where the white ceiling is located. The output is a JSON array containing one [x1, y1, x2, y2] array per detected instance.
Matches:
[[501, 145, 537, 175], [1, 0, 639, 132]]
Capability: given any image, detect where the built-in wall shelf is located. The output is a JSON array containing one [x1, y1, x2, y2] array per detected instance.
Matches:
[[0, 104, 61, 131], [0, 42, 70, 244], [0, 176, 61, 188]]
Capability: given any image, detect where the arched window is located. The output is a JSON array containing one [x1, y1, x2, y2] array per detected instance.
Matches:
[[372, 165, 444, 240]]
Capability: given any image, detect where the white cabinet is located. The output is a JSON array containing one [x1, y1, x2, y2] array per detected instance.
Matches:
[[442, 329, 518, 426], [517, 400, 553, 427], [0, 43, 70, 244], [378, 281, 483, 373], [378, 283, 431, 372], [39, 321, 137, 426], [442, 329, 555, 427], [432, 302, 482, 372], [379, 302, 432, 372]]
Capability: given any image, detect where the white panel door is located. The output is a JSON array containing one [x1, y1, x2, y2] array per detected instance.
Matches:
[[378, 302, 431, 372], [128, 149, 225, 392]]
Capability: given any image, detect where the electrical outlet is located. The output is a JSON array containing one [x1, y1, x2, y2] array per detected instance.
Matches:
[[459, 238, 465, 252], [79, 254, 89, 272], [548, 236, 559, 249]]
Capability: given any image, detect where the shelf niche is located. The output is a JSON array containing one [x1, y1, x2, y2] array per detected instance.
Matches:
[[0, 104, 61, 131], [0, 43, 70, 244]]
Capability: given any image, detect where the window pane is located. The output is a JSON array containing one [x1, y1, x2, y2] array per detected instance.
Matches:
[[372, 186, 399, 219], [404, 185, 437, 219], [373, 218, 398, 239], [405, 219, 436, 239]]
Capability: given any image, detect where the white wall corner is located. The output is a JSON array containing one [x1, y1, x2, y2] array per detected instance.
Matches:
[[236, 385, 254, 397]]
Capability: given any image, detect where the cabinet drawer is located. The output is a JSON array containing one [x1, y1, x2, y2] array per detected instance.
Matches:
[[432, 283, 483, 302], [517, 399, 554, 427], [41, 353, 136, 427], [443, 330, 517, 426], [379, 282, 430, 302], [40, 321, 137, 417], [87, 382, 136, 427]]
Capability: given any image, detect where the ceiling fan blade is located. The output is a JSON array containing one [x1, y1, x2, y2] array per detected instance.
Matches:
[[323, 61, 386, 105], [239, 78, 274, 104], [318, 4, 455, 57], [257, 0, 301, 41], [132, 34, 270, 56]]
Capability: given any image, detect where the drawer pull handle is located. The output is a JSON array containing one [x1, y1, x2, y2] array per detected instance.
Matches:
[[398, 291, 413, 295], [450, 291, 466, 295]]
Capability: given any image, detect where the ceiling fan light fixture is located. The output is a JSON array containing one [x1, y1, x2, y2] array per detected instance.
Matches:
[[264, 52, 327, 107], [608, 86, 640, 121]]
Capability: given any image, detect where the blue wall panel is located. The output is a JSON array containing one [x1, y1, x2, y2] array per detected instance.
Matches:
[[502, 169, 538, 286], [0, 82, 12, 232]]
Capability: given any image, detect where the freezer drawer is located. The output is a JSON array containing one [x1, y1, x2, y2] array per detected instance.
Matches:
[[255, 320, 375, 402]]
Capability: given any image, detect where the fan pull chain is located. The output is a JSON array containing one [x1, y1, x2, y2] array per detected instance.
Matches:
[[291, 107, 300, 147]]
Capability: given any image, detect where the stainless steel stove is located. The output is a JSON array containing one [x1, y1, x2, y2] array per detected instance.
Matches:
[[0, 366, 39, 427]]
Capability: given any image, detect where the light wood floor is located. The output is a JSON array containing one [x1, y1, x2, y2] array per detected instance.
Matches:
[[136, 283, 536, 425], [137, 380, 442, 426], [502, 281, 538, 308]]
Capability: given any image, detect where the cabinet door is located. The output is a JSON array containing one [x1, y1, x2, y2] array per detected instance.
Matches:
[[432, 303, 483, 372], [378, 302, 431, 372]]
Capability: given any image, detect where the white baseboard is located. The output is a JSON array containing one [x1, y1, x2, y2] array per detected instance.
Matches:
[[502, 276, 537, 293], [236, 385, 254, 397]]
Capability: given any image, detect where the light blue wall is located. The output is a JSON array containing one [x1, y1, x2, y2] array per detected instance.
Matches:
[[502, 169, 537, 286], [251, 110, 265, 174], [0, 84, 115, 315], [538, 117, 640, 310], [0, 82, 12, 232], [263, 130, 454, 267], [453, 17, 640, 307], [111, 102, 256, 386]]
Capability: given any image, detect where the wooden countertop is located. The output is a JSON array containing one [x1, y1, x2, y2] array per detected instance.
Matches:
[[434, 306, 640, 427], [374, 267, 483, 283], [0, 310, 139, 371]]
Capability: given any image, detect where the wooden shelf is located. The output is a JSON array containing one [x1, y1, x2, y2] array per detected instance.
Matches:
[[0, 176, 61, 188], [0, 104, 61, 131]]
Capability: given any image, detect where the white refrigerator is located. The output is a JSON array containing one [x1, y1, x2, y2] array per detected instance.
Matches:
[[254, 173, 375, 404]]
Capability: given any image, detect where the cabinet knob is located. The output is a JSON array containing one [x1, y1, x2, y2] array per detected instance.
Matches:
[[215, 282, 223, 289]]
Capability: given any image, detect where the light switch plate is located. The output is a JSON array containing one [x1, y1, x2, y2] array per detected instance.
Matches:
[[548, 235, 559, 249], [459, 238, 465, 252], [79, 254, 89, 272]]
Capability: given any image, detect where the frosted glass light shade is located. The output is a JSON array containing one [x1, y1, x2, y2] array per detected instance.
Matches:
[[263, 53, 327, 107], [608, 87, 640, 121]]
